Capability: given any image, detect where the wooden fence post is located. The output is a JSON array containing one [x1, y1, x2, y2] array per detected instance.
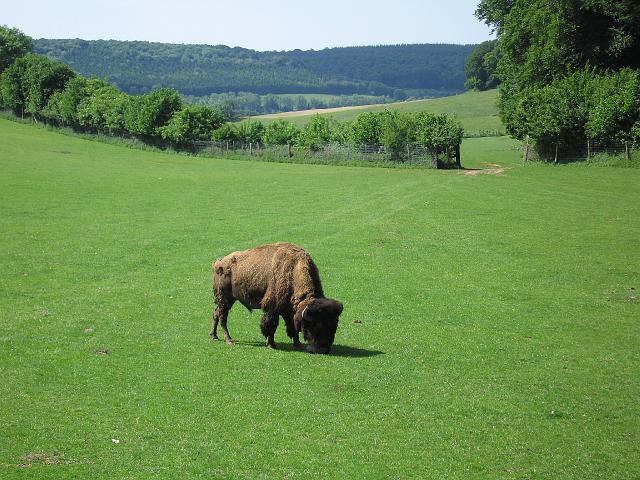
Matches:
[[587, 139, 591, 158], [287, 143, 292, 157], [523, 135, 529, 162], [432, 146, 439, 169], [554, 142, 559, 164], [625, 141, 630, 161], [249, 142, 252, 155], [455, 144, 461, 168]]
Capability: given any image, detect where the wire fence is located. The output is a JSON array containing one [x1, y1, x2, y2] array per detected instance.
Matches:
[[193, 141, 462, 167], [522, 139, 638, 163]]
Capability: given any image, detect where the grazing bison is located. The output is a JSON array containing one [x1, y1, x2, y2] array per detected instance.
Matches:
[[211, 243, 343, 354]]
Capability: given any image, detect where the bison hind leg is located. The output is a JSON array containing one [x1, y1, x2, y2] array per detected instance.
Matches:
[[210, 307, 219, 340], [212, 300, 235, 345], [260, 313, 279, 349]]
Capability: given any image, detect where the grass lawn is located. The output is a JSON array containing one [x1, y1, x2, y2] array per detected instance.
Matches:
[[0, 118, 638, 478], [251, 89, 504, 136]]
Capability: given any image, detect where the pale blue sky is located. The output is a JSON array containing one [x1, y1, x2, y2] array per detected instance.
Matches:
[[3, 0, 493, 51]]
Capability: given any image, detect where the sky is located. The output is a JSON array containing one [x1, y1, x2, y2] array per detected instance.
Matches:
[[3, 0, 493, 51]]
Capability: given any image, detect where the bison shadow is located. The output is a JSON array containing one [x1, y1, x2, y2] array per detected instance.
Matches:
[[235, 341, 383, 358]]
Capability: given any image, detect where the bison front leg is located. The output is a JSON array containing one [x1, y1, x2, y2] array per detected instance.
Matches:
[[260, 313, 279, 349], [283, 312, 303, 350]]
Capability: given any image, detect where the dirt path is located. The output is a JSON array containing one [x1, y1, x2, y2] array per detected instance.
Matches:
[[459, 163, 510, 176]]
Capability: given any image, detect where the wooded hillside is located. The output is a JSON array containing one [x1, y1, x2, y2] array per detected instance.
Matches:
[[33, 39, 474, 98]]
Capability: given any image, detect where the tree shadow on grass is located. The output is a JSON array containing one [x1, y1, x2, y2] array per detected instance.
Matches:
[[233, 341, 383, 358]]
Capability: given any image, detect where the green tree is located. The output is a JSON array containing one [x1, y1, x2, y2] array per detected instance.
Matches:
[[349, 111, 384, 145], [296, 115, 335, 150], [0, 56, 28, 114], [476, 0, 640, 158], [76, 80, 129, 133], [586, 69, 640, 144], [464, 40, 500, 91], [211, 123, 239, 142], [262, 120, 300, 145], [235, 120, 265, 144], [41, 76, 88, 125], [379, 111, 415, 160], [414, 112, 463, 162], [160, 105, 225, 145], [124, 88, 182, 136], [1, 54, 75, 120], [0, 25, 32, 73]]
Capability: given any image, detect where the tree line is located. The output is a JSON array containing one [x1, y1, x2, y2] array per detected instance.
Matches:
[[0, 26, 464, 165], [213, 112, 463, 165], [33, 38, 472, 99], [472, 0, 640, 160]]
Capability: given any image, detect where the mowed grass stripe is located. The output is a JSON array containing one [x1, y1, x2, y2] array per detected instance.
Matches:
[[0, 119, 638, 478]]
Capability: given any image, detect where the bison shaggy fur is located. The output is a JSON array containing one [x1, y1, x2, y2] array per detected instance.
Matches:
[[211, 243, 343, 354]]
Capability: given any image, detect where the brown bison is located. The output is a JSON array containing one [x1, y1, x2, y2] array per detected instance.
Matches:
[[211, 243, 343, 354]]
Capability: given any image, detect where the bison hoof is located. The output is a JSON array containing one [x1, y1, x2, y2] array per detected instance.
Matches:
[[266, 342, 277, 349], [293, 342, 304, 351], [210, 334, 219, 341], [224, 339, 235, 346]]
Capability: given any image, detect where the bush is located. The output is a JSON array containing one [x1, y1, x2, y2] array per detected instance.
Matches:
[[262, 120, 300, 146], [159, 105, 225, 146], [211, 123, 239, 142], [235, 120, 265, 144], [124, 88, 182, 136]]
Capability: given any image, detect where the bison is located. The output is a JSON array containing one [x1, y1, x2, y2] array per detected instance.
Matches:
[[211, 243, 343, 354]]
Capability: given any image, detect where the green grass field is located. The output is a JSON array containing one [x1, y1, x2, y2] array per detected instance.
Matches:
[[1, 118, 638, 478], [251, 89, 504, 136]]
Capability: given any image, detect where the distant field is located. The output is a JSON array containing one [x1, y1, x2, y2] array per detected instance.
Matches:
[[252, 89, 504, 136], [1, 119, 638, 478], [271, 93, 387, 102]]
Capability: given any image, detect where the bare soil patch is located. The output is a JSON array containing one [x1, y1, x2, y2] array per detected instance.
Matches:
[[18, 452, 74, 467], [460, 163, 510, 176]]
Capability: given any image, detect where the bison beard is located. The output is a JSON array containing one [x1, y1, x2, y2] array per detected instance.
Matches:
[[211, 243, 343, 354]]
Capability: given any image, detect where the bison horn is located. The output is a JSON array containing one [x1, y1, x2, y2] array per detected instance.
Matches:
[[301, 306, 308, 320]]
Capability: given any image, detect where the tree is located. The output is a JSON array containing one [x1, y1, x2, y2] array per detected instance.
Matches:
[[1, 54, 75, 120], [476, 0, 640, 158], [296, 115, 335, 150], [464, 40, 500, 91], [414, 112, 464, 165], [379, 111, 415, 161], [586, 69, 640, 144], [235, 120, 265, 144], [160, 105, 225, 146], [124, 88, 182, 136], [0, 56, 27, 114], [41, 76, 88, 125], [0, 25, 32, 73], [348, 111, 384, 145], [76, 80, 129, 133], [211, 123, 239, 143], [24, 54, 76, 119], [262, 120, 300, 146], [475, 0, 515, 34]]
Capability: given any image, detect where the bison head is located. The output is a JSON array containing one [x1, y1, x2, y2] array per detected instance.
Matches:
[[299, 298, 343, 354]]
